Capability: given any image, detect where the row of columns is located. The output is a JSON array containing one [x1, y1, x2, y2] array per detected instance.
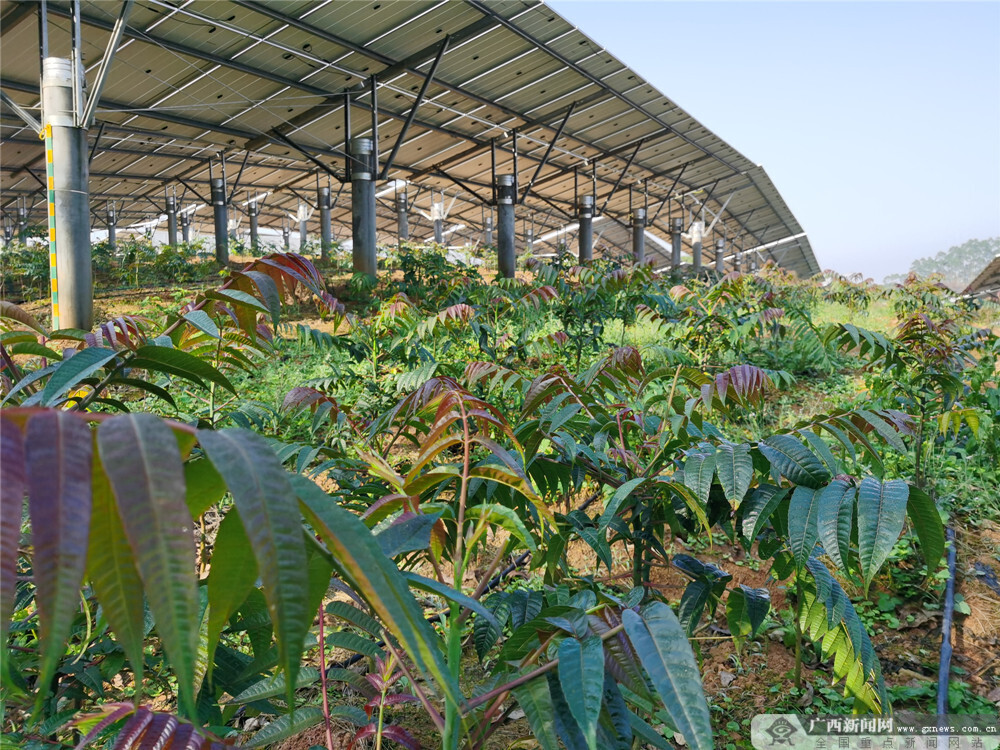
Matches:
[[40, 72, 753, 331]]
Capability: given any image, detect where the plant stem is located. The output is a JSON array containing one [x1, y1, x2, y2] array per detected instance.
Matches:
[[793, 573, 804, 689], [316, 602, 336, 750]]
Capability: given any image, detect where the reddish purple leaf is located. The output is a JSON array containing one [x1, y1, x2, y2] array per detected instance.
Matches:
[[73, 703, 136, 750], [98, 414, 198, 718], [110, 708, 154, 750], [135, 713, 178, 750], [25, 411, 92, 704], [0, 417, 25, 645]]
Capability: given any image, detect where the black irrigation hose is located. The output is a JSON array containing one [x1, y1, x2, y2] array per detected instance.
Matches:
[[936, 526, 957, 716]]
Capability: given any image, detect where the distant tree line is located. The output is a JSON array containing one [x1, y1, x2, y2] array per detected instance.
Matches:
[[884, 237, 999, 290]]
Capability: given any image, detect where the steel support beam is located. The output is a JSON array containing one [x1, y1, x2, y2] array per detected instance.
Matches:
[[248, 201, 259, 252], [396, 191, 409, 242], [432, 196, 445, 245], [282, 225, 290, 251], [42, 57, 91, 330], [496, 175, 516, 278], [381, 36, 449, 180], [106, 204, 116, 251], [298, 205, 308, 251], [319, 185, 332, 263], [81, 0, 133, 127], [165, 194, 178, 248], [715, 238, 725, 273], [16, 206, 28, 244], [632, 207, 646, 266], [210, 177, 228, 266], [671, 217, 683, 270], [578, 195, 595, 263], [692, 219, 703, 274], [521, 101, 576, 203], [351, 138, 377, 277], [485, 214, 494, 246]]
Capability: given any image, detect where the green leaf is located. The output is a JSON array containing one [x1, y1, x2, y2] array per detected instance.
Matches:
[[40, 347, 119, 406], [817, 480, 856, 573], [557, 635, 604, 750], [130, 344, 236, 394], [106, 376, 177, 407], [466, 503, 536, 552], [403, 571, 500, 629], [9, 341, 64, 360], [628, 712, 674, 750], [183, 458, 227, 518], [622, 603, 712, 750], [727, 586, 770, 643], [242, 706, 366, 748], [198, 428, 310, 706], [759, 435, 830, 489], [788, 485, 822, 569], [906, 485, 944, 575], [1, 300, 46, 333], [324, 600, 382, 637], [228, 667, 320, 704], [205, 288, 270, 313], [683, 450, 716, 504], [739, 485, 787, 547], [322, 631, 385, 660], [716, 443, 752, 504], [205, 508, 259, 681], [597, 477, 646, 530], [97, 413, 198, 718], [474, 595, 510, 660], [375, 512, 440, 558], [857, 478, 909, 594], [182, 310, 220, 339], [294, 475, 464, 710], [24, 412, 92, 713], [88, 454, 145, 688], [512, 674, 560, 750], [677, 579, 713, 636]]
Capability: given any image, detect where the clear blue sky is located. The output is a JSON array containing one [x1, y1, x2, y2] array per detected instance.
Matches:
[[549, 1, 1000, 281]]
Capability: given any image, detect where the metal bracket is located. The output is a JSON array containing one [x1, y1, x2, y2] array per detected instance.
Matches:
[[380, 35, 449, 180], [81, 0, 134, 127]]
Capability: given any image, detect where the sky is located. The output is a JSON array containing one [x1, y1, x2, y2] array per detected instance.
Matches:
[[549, 1, 1000, 281]]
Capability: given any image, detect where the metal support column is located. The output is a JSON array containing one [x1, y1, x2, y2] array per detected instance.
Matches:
[[484, 214, 493, 246], [577, 194, 594, 263], [42, 57, 91, 330], [210, 176, 229, 266], [165, 194, 178, 248], [282, 224, 290, 251], [180, 210, 191, 244], [319, 185, 332, 263], [396, 191, 409, 242], [432, 196, 445, 245], [106, 204, 116, 252], [525, 228, 534, 254], [16, 206, 28, 244], [248, 201, 259, 252], [351, 137, 377, 277], [715, 238, 725, 273], [632, 207, 646, 266], [671, 217, 683, 270], [496, 174, 516, 278], [692, 220, 704, 273], [298, 205, 308, 251]]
